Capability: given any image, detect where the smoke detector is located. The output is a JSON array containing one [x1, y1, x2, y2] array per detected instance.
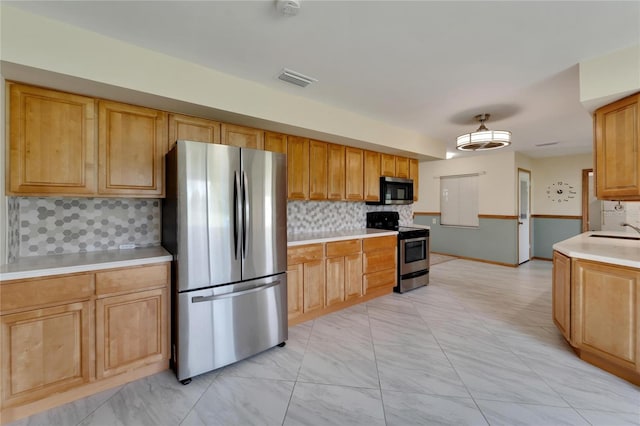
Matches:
[[276, 0, 300, 16], [278, 68, 317, 88]]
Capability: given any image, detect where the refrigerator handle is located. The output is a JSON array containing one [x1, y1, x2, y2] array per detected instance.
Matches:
[[242, 171, 249, 259], [234, 171, 241, 260], [191, 280, 281, 303]]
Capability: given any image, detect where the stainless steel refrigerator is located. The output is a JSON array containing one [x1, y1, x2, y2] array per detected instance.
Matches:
[[162, 140, 288, 383]]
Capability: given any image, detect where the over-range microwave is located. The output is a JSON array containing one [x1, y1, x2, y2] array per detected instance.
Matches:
[[367, 176, 414, 205]]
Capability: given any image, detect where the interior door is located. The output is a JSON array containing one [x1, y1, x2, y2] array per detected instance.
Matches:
[[518, 169, 531, 264]]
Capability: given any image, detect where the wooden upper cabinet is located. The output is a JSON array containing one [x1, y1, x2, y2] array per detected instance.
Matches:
[[98, 100, 168, 197], [221, 123, 264, 150], [345, 147, 364, 201], [381, 154, 396, 177], [396, 156, 409, 178], [264, 132, 287, 154], [168, 113, 220, 149], [364, 150, 381, 202], [287, 136, 310, 200], [8, 83, 97, 195], [594, 92, 640, 200], [409, 158, 419, 201], [327, 143, 346, 200], [309, 140, 328, 200]]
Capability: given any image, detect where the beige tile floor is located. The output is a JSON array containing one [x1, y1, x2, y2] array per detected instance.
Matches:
[[8, 259, 640, 426]]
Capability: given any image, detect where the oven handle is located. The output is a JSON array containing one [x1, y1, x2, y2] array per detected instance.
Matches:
[[401, 237, 428, 243]]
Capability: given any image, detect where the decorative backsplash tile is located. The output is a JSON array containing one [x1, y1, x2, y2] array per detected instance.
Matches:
[[7, 197, 20, 263], [287, 200, 413, 234], [15, 197, 161, 257]]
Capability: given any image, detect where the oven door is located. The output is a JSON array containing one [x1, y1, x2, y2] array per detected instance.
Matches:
[[400, 236, 429, 275]]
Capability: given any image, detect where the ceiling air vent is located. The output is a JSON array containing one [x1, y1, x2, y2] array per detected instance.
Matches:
[[278, 68, 317, 87]]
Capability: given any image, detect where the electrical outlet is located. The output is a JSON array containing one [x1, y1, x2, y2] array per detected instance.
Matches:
[[432, 218, 437, 224]]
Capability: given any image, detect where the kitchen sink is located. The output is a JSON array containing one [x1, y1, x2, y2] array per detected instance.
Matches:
[[589, 234, 640, 241]]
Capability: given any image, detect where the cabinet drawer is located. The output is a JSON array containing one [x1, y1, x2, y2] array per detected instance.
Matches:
[[287, 244, 323, 265], [96, 263, 169, 295], [326, 239, 361, 257], [363, 248, 396, 274], [363, 236, 397, 253], [364, 269, 396, 292], [1, 274, 94, 313]]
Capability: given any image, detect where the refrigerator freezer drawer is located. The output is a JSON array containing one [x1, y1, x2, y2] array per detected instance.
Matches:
[[175, 274, 288, 381]]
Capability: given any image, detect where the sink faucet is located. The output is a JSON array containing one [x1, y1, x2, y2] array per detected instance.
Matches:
[[621, 223, 640, 234]]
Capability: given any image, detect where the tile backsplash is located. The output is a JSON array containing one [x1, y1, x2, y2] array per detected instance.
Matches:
[[287, 200, 413, 234], [13, 197, 161, 257], [6, 196, 411, 261]]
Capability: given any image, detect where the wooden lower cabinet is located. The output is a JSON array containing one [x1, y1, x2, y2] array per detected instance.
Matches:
[[326, 256, 346, 306], [552, 251, 571, 340], [287, 236, 393, 325], [552, 251, 640, 386], [286, 263, 304, 320], [96, 287, 168, 379], [0, 262, 170, 423], [363, 235, 397, 293], [304, 259, 326, 313], [0, 301, 92, 409], [572, 259, 639, 373]]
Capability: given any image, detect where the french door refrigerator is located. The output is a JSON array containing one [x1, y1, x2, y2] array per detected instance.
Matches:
[[163, 140, 288, 383]]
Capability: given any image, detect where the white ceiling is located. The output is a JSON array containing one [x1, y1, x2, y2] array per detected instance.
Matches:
[[7, 1, 640, 159]]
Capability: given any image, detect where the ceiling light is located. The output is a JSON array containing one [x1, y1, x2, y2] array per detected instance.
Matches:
[[278, 68, 317, 87], [276, 0, 300, 16], [456, 114, 511, 151]]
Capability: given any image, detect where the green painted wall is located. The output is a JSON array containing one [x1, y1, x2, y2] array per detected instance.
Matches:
[[414, 214, 518, 265], [532, 217, 582, 259]]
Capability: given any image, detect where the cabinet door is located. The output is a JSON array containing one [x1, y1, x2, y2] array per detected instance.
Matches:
[[98, 100, 168, 197], [364, 150, 381, 202], [264, 132, 287, 154], [552, 251, 571, 340], [8, 83, 97, 195], [326, 257, 345, 306], [303, 260, 325, 313], [309, 140, 328, 200], [327, 143, 346, 200], [1, 302, 91, 408], [344, 253, 363, 300], [409, 158, 419, 201], [572, 260, 640, 371], [287, 136, 310, 200], [345, 147, 364, 201], [96, 287, 168, 379], [595, 93, 640, 200], [396, 157, 409, 178], [381, 154, 396, 177], [221, 123, 264, 150], [287, 263, 304, 320], [168, 113, 220, 149]]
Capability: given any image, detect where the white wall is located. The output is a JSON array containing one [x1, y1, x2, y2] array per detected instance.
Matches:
[[0, 5, 445, 160], [531, 153, 593, 215], [415, 151, 517, 215], [580, 44, 640, 111]]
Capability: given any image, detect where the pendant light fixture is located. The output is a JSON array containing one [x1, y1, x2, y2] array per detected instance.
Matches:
[[456, 114, 511, 151]]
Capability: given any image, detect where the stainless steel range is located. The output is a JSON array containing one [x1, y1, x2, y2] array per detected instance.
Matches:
[[367, 211, 429, 293]]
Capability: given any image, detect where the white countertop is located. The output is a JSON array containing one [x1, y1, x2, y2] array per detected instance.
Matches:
[[287, 228, 398, 246], [0, 246, 173, 281], [553, 231, 640, 268]]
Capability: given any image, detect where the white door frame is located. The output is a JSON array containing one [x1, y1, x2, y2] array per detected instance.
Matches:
[[518, 168, 531, 264]]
